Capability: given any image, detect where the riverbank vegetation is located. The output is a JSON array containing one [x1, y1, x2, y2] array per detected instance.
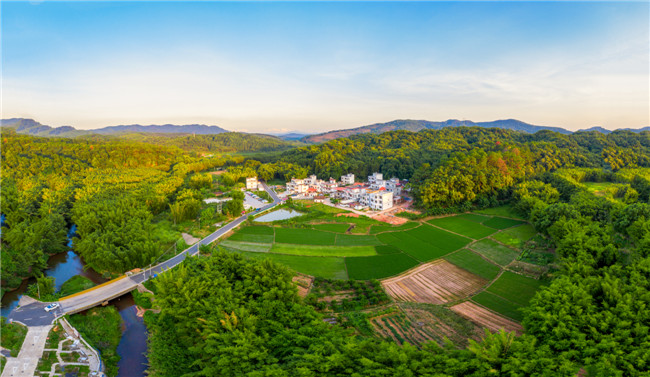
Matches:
[[67, 306, 122, 377], [0, 317, 27, 357]]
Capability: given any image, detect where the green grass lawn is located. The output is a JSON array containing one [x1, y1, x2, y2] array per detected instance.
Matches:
[[444, 249, 501, 281], [274, 228, 337, 245], [485, 271, 545, 307], [369, 221, 420, 234], [240, 251, 348, 279], [346, 253, 419, 280], [375, 245, 402, 255], [470, 239, 520, 266], [483, 217, 526, 230], [474, 205, 524, 219], [271, 244, 377, 257], [427, 216, 496, 239], [312, 223, 351, 233], [472, 291, 525, 321], [220, 240, 272, 252], [491, 225, 537, 248], [335, 234, 383, 246], [1, 318, 27, 357], [457, 213, 492, 223]]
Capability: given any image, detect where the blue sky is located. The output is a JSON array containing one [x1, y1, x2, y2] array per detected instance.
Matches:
[[2, 1, 648, 132]]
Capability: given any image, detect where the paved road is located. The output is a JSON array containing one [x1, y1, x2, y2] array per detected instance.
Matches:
[[8, 182, 281, 326]]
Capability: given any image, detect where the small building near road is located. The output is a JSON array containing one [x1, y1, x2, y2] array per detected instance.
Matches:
[[246, 177, 259, 190]]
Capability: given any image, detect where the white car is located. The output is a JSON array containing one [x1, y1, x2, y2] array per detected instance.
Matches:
[[44, 303, 60, 312]]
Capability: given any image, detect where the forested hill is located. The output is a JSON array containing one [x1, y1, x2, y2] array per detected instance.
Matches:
[[104, 132, 303, 154], [301, 118, 573, 143], [0, 118, 228, 138]]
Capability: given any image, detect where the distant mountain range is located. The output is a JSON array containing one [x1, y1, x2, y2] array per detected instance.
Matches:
[[0, 118, 228, 138], [2, 117, 648, 143]]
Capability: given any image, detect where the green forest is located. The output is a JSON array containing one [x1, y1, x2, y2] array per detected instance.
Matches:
[[2, 126, 650, 375]]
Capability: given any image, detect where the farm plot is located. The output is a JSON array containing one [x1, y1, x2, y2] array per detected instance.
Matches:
[[407, 224, 472, 258], [486, 271, 545, 307], [312, 223, 350, 233], [428, 216, 496, 239], [274, 228, 336, 245], [271, 244, 377, 257], [369, 310, 435, 346], [375, 245, 402, 255], [457, 213, 492, 223], [444, 249, 500, 280], [219, 240, 271, 253], [228, 227, 275, 243], [469, 239, 520, 266], [491, 224, 537, 248], [335, 234, 383, 246], [292, 274, 314, 298], [400, 303, 484, 347], [483, 217, 525, 230], [471, 291, 524, 322], [240, 251, 347, 280], [376, 232, 438, 261], [474, 205, 524, 219], [369, 222, 420, 234], [381, 260, 487, 304], [451, 301, 523, 334], [346, 253, 419, 280]]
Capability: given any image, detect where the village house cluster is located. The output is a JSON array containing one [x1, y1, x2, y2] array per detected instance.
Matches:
[[284, 172, 403, 211]]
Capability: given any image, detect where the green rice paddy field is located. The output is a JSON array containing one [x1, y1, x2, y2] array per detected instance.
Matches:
[[220, 206, 537, 282]]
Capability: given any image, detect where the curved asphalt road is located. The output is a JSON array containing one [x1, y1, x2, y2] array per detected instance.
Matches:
[[8, 182, 281, 326]]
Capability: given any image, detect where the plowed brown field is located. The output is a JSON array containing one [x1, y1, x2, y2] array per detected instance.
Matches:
[[381, 260, 487, 304], [450, 301, 523, 334]]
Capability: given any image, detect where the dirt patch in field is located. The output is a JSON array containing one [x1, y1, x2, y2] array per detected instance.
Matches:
[[292, 274, 314, 298], [369, 312, 435, 346], [450, 301, 523, 335], [336, 213, 360, 218], [371, 213, 407, 225], [182, 232, 200, 245], [381, 260, 487, 304]]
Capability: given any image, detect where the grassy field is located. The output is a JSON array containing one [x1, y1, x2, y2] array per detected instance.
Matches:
[[444, 249, 501, 281], [482, 217, 525, 230], [241, 251, 348, 279], [472, 291, 525, 321], [377, 231, 437, 261], [582, 181, 617, 196], [312, 223, 351, 233], [428, 216, 496, 239], [491, 225, 537, 248], [369, 222, 420, 234], [486, 271, 545, 307], [58, 276, 97, 297], [375, 245, 402, 255], [236, 225, 275, 235], [408, 224, 472, 256], [220, 240, 272, 252], [469, 239, 520, 266], [457, 213, 492, 223], [1, 318, 27, 357], [474, 204, 524, 219], [272, 243, 377, 257], [346, 253, 419, 280], [335, 234, 383, 246], [228, 232, 275, 243], [274, 228, 336, 245]]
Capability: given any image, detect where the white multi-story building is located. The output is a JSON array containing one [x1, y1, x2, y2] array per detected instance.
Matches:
[[368, 172, 383, 185], [385, 177, 402, 196], [360, 189, 393, 211], [246, 177, 259, 190], [341, 174, 355, 185]]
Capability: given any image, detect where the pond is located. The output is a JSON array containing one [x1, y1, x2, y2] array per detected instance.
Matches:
[[254, 209, 303, 222]]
